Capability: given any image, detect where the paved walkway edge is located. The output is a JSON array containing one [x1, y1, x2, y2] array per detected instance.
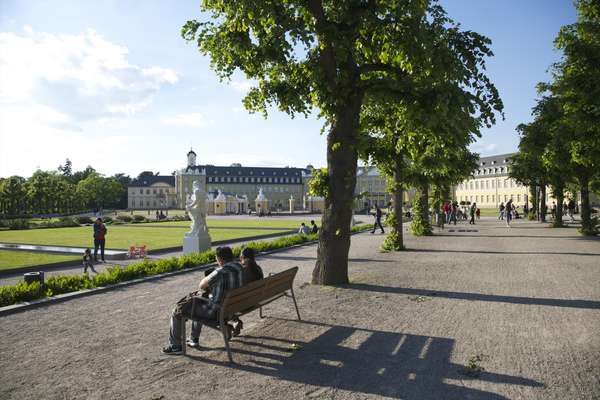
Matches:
[[0, 232, 371, 317]]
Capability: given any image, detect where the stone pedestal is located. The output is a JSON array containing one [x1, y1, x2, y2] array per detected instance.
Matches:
[[183, 233, 211, 255]]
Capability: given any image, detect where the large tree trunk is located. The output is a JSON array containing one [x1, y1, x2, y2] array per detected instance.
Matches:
[[554, 186, 564, 227], [540, 185, 547, 223], [312, 96, 362, 285], [411, 182, 432, 236], [529, 185, 537, 219], [382, 157, 405, 251], [579, 176, 593, 233]]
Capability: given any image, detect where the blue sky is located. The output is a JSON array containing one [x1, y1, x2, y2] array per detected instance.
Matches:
[[0, 1, 576, 178]]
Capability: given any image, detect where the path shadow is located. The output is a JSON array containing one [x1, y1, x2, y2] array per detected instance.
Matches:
[[337, 283, 600, 310], [265, 254, 395, 263], [408, 248, 600, 257], [188, 320, 543, 399]]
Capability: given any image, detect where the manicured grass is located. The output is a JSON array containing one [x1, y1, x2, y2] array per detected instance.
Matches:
[[0, 251, 79, 271], [0, 225, 292, 251], [141, 219, 309, 229], [477, 208, 500, 217]]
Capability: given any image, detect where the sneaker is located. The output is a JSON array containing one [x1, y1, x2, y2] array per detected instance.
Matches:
[[186, 338, 200, 348], [161, 344, 183, 355]]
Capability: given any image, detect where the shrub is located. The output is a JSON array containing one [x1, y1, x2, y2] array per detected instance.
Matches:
[[0, 281, 47, 307], [103, 216, 113, 223], [133, 215, 146, 222], [8, 219, 30, 230], [117, 215, 132, 223], [45, 275, 94, 296], [56, 217, 80, 227], [76, 216, 94, 224]]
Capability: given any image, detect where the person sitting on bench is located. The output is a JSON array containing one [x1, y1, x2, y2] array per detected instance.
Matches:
[[162, 246, 244, 355], [229, 247, 264, 336]]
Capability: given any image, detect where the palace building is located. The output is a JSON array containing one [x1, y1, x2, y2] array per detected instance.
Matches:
[[453, 153, 531, 208], [175, 149, 310, 212]]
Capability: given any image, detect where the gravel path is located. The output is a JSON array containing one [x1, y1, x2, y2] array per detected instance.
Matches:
[[0, 217, 598, 400]]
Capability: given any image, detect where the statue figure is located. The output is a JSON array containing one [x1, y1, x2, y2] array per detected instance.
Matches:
[[185, 180, 208, 236]]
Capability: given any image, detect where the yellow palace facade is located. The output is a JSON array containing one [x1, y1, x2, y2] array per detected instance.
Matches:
[[453, 153, 531, 208]]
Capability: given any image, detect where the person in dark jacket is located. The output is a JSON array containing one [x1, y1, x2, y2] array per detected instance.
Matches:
[[310, 220, 319, 234], [230, 247, 264, 337], [93, 218, 107, 262], [370, 205, 385, 234]]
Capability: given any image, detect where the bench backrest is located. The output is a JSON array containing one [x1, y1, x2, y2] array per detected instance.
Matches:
[[220, 267, 298, 319]]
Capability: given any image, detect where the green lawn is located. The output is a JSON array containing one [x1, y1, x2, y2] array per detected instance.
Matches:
[[141, 219, 309, 229], [0, 225, 293, 251], [0, 251, 79, 271]]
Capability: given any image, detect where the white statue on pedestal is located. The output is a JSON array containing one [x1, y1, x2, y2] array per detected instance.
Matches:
[[183, 180, 211, 254]]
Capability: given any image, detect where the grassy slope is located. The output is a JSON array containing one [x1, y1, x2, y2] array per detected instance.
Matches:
[[0, 225, 291, 251], [0, 251, 79, 271], [141, 219, 308, 228]]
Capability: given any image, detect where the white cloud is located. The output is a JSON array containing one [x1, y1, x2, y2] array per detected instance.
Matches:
[[470, 141, 499, 155], [0, 27, 180, 177], [0, 27, 178, 124], [161, 112, 215, 128]]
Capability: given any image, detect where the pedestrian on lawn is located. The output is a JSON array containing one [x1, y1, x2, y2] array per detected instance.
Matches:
[[93, 218, 107, 262]]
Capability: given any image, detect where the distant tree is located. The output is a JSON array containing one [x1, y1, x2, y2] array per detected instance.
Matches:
[[76, 173, 123, 210], [0, 176, 27, 215], [112, 173, 132, 209], [57, 158, 73, 177], [71, 165, 96, 185], [137, 171, 155, 181]]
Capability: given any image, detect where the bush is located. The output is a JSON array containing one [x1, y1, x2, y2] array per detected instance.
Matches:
[[8, 219, 30, 230], [76, 216, 94, 224], [133, 215, 146, 222], [117, 215, 132, 223], [103, 216, 113, 223], [0, 281, 47, 307], [45, 275, 94, 296]]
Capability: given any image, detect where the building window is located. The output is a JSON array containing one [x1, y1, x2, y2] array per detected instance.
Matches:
[[146, 189, 150, 194], [492, 195, 495, 203], [139, 189, 143, 194], [208, 177, 213, 183]]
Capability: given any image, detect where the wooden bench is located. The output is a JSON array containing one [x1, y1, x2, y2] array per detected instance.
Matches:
[[181, 266, 301, 362]]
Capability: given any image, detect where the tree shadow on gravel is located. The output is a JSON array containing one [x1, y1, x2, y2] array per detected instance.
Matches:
[[187, 320, 542, 400], [407, 248, 600, 257], [339, 284, 600, 310], [265, 254, 395, 263]]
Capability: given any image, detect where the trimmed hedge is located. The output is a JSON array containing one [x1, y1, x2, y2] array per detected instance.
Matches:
[[0, 225, 370, 308]]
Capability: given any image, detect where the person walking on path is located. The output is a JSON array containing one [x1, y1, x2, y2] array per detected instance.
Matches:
[[498, 202, 505, 220], [567, 199, 576, 222], [450, 202, 458, 225], [469, 202, 477, 225], [93, 218, 107, 262], [444, 201, 451, 223], [505, 199, 513, 227], [370, 204, 385, 234], [82, 248, 97, 274]]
